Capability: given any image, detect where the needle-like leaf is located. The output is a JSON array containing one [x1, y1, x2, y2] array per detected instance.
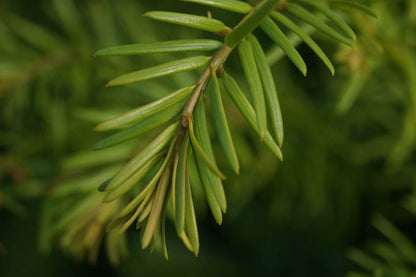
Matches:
[[141, 166, 171, 249], [116, 192, 153, 233], [194, 100, 227, 213], [248, 34, 284, 147], [149, 223, 161, 254], [210, 72, 240, 173], [223, 73, 283, 161], [270, 12, 335, 75], [192, 151, 223, 225], [96, 86, 194, 131], [174, 133, 190, 236], [184, 158, 199, 256], [171, 149, 179, 216], [137, 197, 154, 226], [98, 178, 113, 192], [117, 138, 177, 218], [336, 71, 365, 114], [104, 153, 163, 202], [117, 187, 154, 230], [161, 192, 169, 260], [372, 215, 416, 263], [261, 17, 307, 76], [4, 14, 63, 52], [225, 0, 280, 47], [52, 166, 118, 197], [179, 232, 195, 253], [181, 0, 252, 14], [347, 248, 385, 273], [53, 194, 102, 232], [63, 145, 134, 171], [189, 119, 226, 180], [297, 0, 356, 41], [266, 23, 314, 66], [286, 3, 354, 47], [144, 11, 227, 32], [106, 56, 210, 87], [238, 39, 268, 140], [330, 1, 380, 19], [107, 214, 131, 233], [104, 123, 179, 192], [95, 39, 223, 56], [93, 102, 184, 150]]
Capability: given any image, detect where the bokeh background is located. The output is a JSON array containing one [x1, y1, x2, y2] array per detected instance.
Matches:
[[1, 0, 416, 276]]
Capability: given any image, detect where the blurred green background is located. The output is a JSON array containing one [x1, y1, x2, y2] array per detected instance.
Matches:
[[1, 0, 416, 276]]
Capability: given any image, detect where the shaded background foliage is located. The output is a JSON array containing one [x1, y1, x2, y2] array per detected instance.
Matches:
[[0, 0, 415, 276]]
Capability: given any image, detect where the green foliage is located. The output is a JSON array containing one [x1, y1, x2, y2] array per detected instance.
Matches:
[[181, 0, 252, 14], [210, 72, 240, 173], [95, 39, 223, 57], [2, 0, 416, 276], [348, 216, 416, 277], [90, 0, 372, 258], [238, 38, 269, 139], [144, 11, 228, 33], [106, 56, 211, 87], [225, 0, 280, 47]]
